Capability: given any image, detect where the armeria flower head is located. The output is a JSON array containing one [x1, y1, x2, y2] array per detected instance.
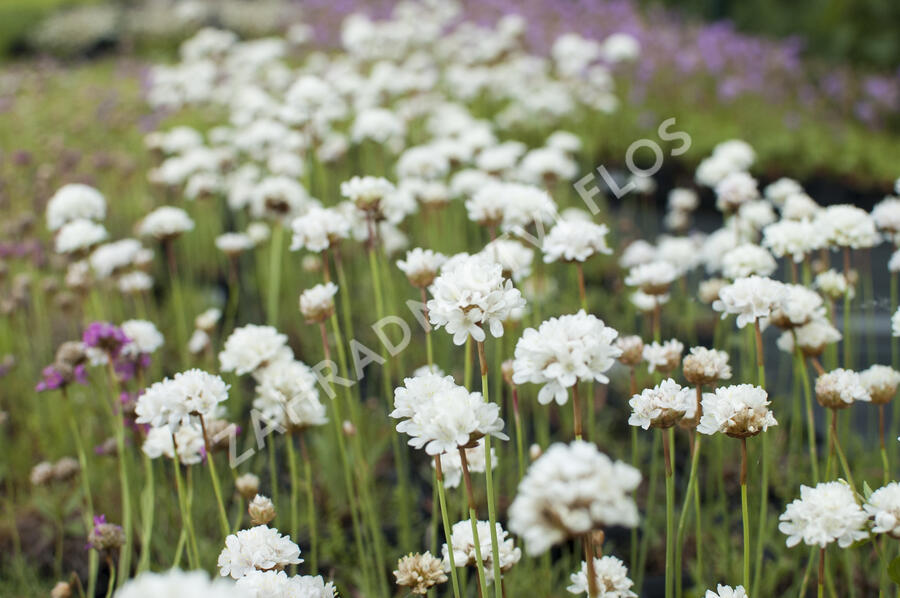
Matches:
[[88, 514, 124, 552], [235, 571, 337, 598], [567, 555, 637, 597], [391, 372, 507, 456], [118, 569, 248, 598], [542, 219, 612, 263], [427, 253, 526, 345], [816, 204, 880, 249], [642, 339, 683, 374], [217, 525, 303, 579], [697, 384, 777, 438], [624, 261, 676, 295], [135, 369, 229, 431], [219, 324, 291, 376], [865, 482, 900, 538], [770, 284, 825, 329], [299, 282, 338, 323], [779, 481, 868, 548], [55, 219, 108, 254], [83, 321, 130, 358], [704, 585, 748, 598], [46, 183, 106, 231], [762, 219, 821, 262], [714, 171, 758, 212], [138, 206, 195, 240], [682, 347, 732, 386], [712, 275, 787, 328], [290, 206, 351, 252], [512, 310, 622, 405], [860, 365, 900, 404], [628, 378, 693, 429], [721, 243, 776, 279], [508, 440, 641, 555], [480, 239, 534, 282], [443, 519, 521, 583], [253, 359, 326, 430], [340, 175, 396, 215], [815, 368, 871, 409], [394, 551, 448, 595], [397, 247, 447, 287]]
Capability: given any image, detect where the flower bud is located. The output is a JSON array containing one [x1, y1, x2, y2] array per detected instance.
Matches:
[[235, 473, 260, 500], [248, 494, 276, 526]]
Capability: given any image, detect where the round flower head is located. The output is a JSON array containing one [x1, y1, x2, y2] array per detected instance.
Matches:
[[624, 261, 677, 295], [865, 482, 900, 538], [616, 335, 643, 367], [815, 369, 871, 409], [117, 569, 247, 598], [770, 284, 825, 329], [299, 282, 338, 323], [432, 438, 495, 489], [341, 175, 396, 215], [248, 494, 276, 526], [873, 197, 900, 235], [860, 365, 900, 404], [642, 339, 683, 374], [88, 515, 124, 552], [683, 347, 732, 386], [394, 551, 448, 595], [253, 359, 326, 430], [508, 440, 641, 554], [816, 204, 880, 249], [250, 177, 313, 222], [46, 184, 106, 231], [135, 369, 229, 431], [780, 317, 841, 357], [142, 423, 205, 465], [138, 206, 195, 240], [219, 324, 291, 376], [697, 384, 777, 438], [715, 171, 758, 212], [815, 269, 852, 301], [628, 378, 693, 429], [217, 524, 302, 579], [398, 247, 447, 288], [721, 244, 776, 279], [699, 278, 728, 304], [465, 182, 556, 232], [89, 239, 143, 279], [542, 220, 612, 263], [779, 481, 868, 548], [121, 319, 164, 358], [55, 219, 109, 254], [427, 253, 526, 345], [442, 519, 521, 583], [894, 307, 900, 338], [567, 555, 636, 597], [704, 585, 748, 598], [480, 239, 534, 282], [290, 206, 351, 253], [391, 372, 507, 456], [512, 310, 622, 405], [712, 276, 786, 328], [235, 570, 336, 598], [215, 232, 253, 256], [762, 219, 820, 263]]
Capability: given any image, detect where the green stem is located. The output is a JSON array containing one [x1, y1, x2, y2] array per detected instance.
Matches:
[[675, 434, 701, 598], [107, 366, 132, 587], [136, 453, 155, 574], [171, 456, 198, 569], [286, 432, 300, 551], [199, 415, 230, 538], [831, 410, 857, 493], [664, 428, 675, 598], [435, 458, 462, 598], [741, 438, 750, 594], [267, 222, 284, 326], [300, 434, 318, 575], [63, 394, 98, 596], [753, 321, 769, 592], [104, 558, 116, 598], [477, 340, 504, 598], [796, 346, 819, 483]]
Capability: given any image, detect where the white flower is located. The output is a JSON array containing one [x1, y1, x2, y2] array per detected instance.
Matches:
[[631, 290, 669, 312], [547, 131, 582, 154], [704, 585, 748, 598], [784, 318, 842, 356], [815, 269, 852, 300], [642, 339, 684, 374], [195, 308, 221, 331], [142, 423, 205, 465], [738, 200, 777, 231], [340, 175, 396, 213], [397, 145, 450, 180], [765, 178, 803, 205], [465, 182, 556, 232], [135, 369, 229, 431], [628, 378, 692, 429], [427, 253, 526, 345], [46, 183, 106, 231], [139, 206, 195, 239], [668, 188, 699, 212], [701, 228, 740, 274], [352, 107, 405, 146], [619, 240, 656, 269], [397, 248, 447, 287], [890, 250, 900, 273], [816, 204, 880, 249], [299, 282, 338, 322], [715, 171, 758, 212], [442, 519, 521, 583], [762, 219, 822, 262], [542, 220, 612, 263], [188, 329, 210, 354], [118, 271, 154, 294], [865, 482, 900, 538], [235, 570, 336, 598], [772, 284, 826, 328], [779, 481, 868, 548], [89, 239, 143, 279], [721, 244, 776, 279], [872, 197, 900, 234], [893, 307, 900, 337], [121, 319, 164, 357], [624, 261, 677, 294], [391, 373, 507, 456], [480, 239, 534, 282], [567, 555, 636, 597], [217, 525, 303, 579], [512, 311, 622, 405], [216, 233, 253, 255], [602, 32, 640, 62], [290, 207, 351, 253], [861, 365, 900, 404], [815, 369, 871, 409], [250, 177, 312, 221], [433, 438, 495, 489], [518, 147, 578, 183], [117, 569, 246, 598], [712, 276, 786, 328], [509, 440, 641, 554], [682, 347, 732, 385], [697, 384, 777, 437], [55, 219, 108, 254], [781, 193, 820, 220], [253, 360, 326, 430], [219, 325, 291, 376]]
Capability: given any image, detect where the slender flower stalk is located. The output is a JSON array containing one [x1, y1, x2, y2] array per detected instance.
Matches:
[[299, 434, 318, 575], [477, 339, 504, 598], [459, 448, 490, 598], [741, 437, 751, 592], [663, 427, 675, 598], [198, 414, 229, 538], [795, 345, 819, 482], [435, 457, 462, 598], [752, 319, 769, 593], [267, 222, 284, 325], [104, 362, 133, 586]]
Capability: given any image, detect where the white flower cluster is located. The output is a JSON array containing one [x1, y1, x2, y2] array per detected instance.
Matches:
[[135, 369, 229, 431], [46, 183, 106, 231], [697, 384, 777, 438], [509, 440, 641, 554], [391, 372, 507, 456], [217, 525, 303, 579], [542, 219, 612, 263], [442, 519, 521, 583], [713, 276, 786, 328], [219, 324, 291, 376], [779, 482, 868, 548], [628, 378, 693, 430], [117, 569, 247, 598], [512, 310, 621, 405], [567, 556, 636, 597]]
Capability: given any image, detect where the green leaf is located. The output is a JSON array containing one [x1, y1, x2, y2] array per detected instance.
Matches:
[[888, 555, 900, 585], [863, 481, 874, 500]]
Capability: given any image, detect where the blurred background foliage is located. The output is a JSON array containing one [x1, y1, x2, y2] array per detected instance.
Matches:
[[648, 0, 900, 71]]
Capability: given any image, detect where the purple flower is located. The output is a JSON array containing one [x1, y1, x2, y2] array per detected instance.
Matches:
[[83, 322, 130, 359], [35, 363, 87, 392]]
